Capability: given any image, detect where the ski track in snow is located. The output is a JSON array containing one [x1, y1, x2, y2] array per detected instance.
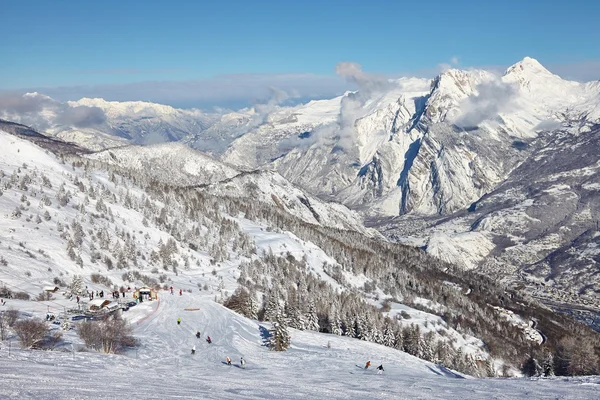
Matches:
[[1, 292, 599, 400]]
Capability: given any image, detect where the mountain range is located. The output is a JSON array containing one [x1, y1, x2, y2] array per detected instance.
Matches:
[[2, 56, 599, 318]]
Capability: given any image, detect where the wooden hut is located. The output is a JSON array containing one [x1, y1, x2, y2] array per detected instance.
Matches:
[[88, 299, 111, 311]]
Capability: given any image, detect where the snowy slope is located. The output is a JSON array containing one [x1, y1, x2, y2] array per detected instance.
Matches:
[[203, 169, 374, 234], [2, 293, 599, 400], [86, 142, 239, 186], [83, 141, 372, 235], [0, 128, 491, 370], [0, 128, 367, 302], [1, 127, 599, 395]]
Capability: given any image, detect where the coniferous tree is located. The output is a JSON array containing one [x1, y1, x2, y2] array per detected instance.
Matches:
[[247, 290, 259, 320], [382, 323, 396, 347], [269, 308, 291, 351], [329, 308, 343, 336], [435, 340, 454, 367], [486, 358, 497, 377], [522, 354, 543, 377], [70, 275, 85, 296], [306, 300, 319, 331], [542, 350, 555, 377], [263, 290, 280, 322]]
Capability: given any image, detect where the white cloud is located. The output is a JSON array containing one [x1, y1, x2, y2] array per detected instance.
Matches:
[[2, 58, 597, 116], [534, 119, 562, 131], [452, 80, 518, 128], [0, 92, 106, 130], [282, 62, 398, 152], [6, 73, 353, 111]]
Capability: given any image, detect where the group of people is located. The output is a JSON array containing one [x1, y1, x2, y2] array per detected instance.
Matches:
[[225, 356, 246, 368], [188, 329, 245, 368], [169, 286, 183, 296], [195, 331, 211, 344], [364, 361, 384, 374]]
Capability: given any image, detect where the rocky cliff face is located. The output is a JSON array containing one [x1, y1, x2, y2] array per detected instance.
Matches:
[[220, 58, 599, 221]]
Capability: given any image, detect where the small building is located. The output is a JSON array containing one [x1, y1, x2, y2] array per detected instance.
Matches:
[[134, 286, 157, 302], [43, 286, 60, 293], [88, 299, 111, 311]]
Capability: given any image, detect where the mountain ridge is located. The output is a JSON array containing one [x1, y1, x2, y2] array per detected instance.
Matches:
[[2, 56, 599, 314]]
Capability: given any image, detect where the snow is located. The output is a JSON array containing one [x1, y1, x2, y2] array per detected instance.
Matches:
[[381, 297, 487, 359], [426, 231, 495, 270], [85, 142, 239, 186], [490, 306, 544, 345], [1, 293, 598, 399], [0, 127, 599, 399]]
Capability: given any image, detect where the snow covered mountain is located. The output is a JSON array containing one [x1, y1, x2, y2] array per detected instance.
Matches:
[[3, 126, 597, 382], [0, 94, 219, 151], [382, 123, 600, 315], [207, 57, 600, 314], [217, 57, 600, 218], [84, 143, 370, 234], [86, 142, 239, 186], [2, 56, 599, 320]]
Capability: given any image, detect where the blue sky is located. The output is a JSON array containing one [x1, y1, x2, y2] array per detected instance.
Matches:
[[1, 0, 599, 107]]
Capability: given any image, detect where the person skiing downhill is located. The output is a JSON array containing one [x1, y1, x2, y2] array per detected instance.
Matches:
[[177, 317, 181, 325], [365, 361, 371, 369], [191, 345, 196, 355], [377, 365, 384, 375], [240, 357, 246, 369], [196, 331, 201, 338], [206, 336, 212, 344], [226, 356, 231, 365], [179, 289, 182, 296]]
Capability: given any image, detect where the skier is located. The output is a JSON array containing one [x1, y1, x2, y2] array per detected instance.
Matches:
[[179, 289, 182, 296], [76, 295, 80, 303], [240, 357, 246, 369], [377, 364, 384, 375], [365, 361, 371, 369], [177, 317, 181, 325], [206, 336, 212, 344], [170, 286, 173, 295], [226, 356, 231, 365], [196, 331, 201, 339], [191, 345, 196, 355]]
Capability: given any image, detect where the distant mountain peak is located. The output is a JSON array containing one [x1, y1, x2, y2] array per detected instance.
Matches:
[[504, 56, 554, 77]]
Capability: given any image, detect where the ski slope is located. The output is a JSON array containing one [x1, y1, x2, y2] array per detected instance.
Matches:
[[1, 292, 599, 399]]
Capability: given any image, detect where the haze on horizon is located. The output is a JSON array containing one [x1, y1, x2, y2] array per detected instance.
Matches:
[[1, 0, 599, 109]]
